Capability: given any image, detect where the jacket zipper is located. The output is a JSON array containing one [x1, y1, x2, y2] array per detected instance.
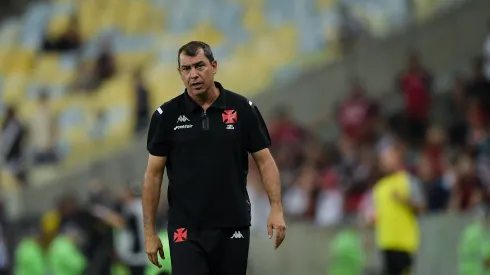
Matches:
[[202, 110, 209, 130]]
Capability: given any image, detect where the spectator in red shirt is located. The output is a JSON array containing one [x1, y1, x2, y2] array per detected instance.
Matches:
[[269, 105, 304, 146], [449, 153, 484, 212], [417, 154, 450, 212], [422, 125, 446, 179], [336, 81, 374, 146], [397, 51, 433, 147]]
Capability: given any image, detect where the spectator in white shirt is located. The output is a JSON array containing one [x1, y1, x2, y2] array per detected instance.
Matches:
[[115, 186, 146, 275]]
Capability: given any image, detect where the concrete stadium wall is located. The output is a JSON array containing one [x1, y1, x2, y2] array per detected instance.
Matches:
[[7, 0, 489, 218], [247, 214, 473, 275]]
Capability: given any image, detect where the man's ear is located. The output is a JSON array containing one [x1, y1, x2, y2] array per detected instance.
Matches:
[[212, 60, 218, 74]]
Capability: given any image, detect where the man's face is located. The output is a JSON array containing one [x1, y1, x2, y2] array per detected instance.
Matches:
[[379, 146, 400, 173], [178, 49, 217, 97]]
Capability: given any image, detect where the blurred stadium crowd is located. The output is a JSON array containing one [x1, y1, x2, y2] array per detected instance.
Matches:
[[0, 0, 456, 189], [0, 0, 489, 274], [248, 51, 490, 230]]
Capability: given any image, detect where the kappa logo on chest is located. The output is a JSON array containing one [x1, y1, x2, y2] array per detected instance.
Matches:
[[174, 115, 193, 131]]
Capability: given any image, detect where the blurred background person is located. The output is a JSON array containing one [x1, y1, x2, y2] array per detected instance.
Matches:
[[13, 211, 60, 275], [1, 106, 27, 186], [327, 223, 365, 275], [56, 191, 123, 275], [397, 52, 433, 148], [372, 142, 426, 275], [449, 152, 485, 213], [336, 80, 375, 147], [114, 185, 146, 275], [133, 69, 150, 134], [31, 89, 59, 166], [458, 206, 490, 275], [94, 37, 116, 85], [47, 224, 87, 275]]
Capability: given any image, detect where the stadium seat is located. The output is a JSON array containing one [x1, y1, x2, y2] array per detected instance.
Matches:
[[242, 6, 265, 33], [180, 21, 225, 48], [124, 1, 155, 35], [317, 0, 338, 11], [7, 50, 35, 77], [0, 169, 21, 191], [32, 54, 74, 85], [17, 99, 38, 122], [116, 52, 153, 72], [1, 76, 28, 106], [0, 19, 22, 49], [46, 14, 71, 38], [77, 0, 102, 39], [0, 48, 12, 75]]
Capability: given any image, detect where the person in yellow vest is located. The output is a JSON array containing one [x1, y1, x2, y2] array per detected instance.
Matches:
[[372, 142, 426, 275]]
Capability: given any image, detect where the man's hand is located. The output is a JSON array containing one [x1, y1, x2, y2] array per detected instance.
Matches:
[[251, 149, 285, 248], [267, 206, 286, 250], [145, 233, 165, 268]]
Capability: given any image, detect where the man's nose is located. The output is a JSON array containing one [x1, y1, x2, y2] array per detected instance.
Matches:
[[190, 68, 199, 78]]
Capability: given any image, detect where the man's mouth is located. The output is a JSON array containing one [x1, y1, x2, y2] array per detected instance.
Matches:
[[191, 82, 203, 89]]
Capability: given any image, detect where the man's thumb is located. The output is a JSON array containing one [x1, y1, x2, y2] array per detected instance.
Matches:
[[267, 224, 273, 239]]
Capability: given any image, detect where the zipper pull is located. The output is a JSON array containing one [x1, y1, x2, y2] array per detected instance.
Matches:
[[202, 110, 209, 130]]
